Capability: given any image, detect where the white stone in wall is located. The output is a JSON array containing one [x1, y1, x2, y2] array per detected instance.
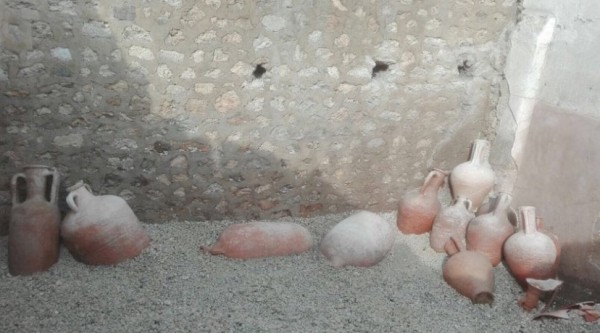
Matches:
[[379, 111, 402, 121], [58, 104, 73, 115], [253, 35, 272, 50], [159, 50, 184, 63], [336, 83, 356, 94], [0, 68, 7, 81], [191, 50, 204, 63], [156, 174, 171, 186], [80, 68, 91, 77], [157, 65, 173, 79], [210, 18, 228, 28], [99, 65, 115, 77], [205, 0, 221, 9], [164, 0, 182, 7], [342, 53, 356, 65], [173, 188, 185, 198], [215, 91, 240, 113], [425, 18, 441, 30], [204, 69, 221, 78], [230, 61, 253, 76], [273, 65, 290, 77], [73, 91, 85, 103], [347, 67, 371, 84], [255, 115, 269, 127], [180, 68, 196, 79], [334, 34, 350, 48], [213, 49, 229, 62], [49, 0, 76, 15], [123, 25, 153, 42], [113, 138, 138, 150], [316, 48, 333, 60], [82, 21, 111, 38], [195, 30, 217, 43], [129, 46, 154, 60], [308, 31, 322, 43], [262, 15, 286, 32], [181, 6, 205, 26], [327, 66, 340, 79], [195, 83, 214, 94], [166, 29, 185, 45], [246, 98, 264, 112], [387, 22, 398, 33], [259, 141, 276, 153], [54, 133, 83, 147], [109, 80, 129, 93], [298, 67, 318, 77], [35, 107, 51, 115], [223, 32, 242, 43], [17, 63, 46, 78], [82, 47, 98, 63]]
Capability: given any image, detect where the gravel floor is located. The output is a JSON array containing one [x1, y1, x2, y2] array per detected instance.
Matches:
[[0, 211, 597, 333]]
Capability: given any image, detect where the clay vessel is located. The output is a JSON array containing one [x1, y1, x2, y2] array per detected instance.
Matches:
[[466, 192, 515, 266], [201, 222, 313, 259], [397, 169, 448, 234], [320, 211, 395, 267], [536, 217, 561, 274], [430, 197, 474, 252], [443, 237, 495, 304], [61, 181, 150, 265], [503, 206, 558, 287], [449, 139, 495, 210], [9, 165, 61, 275]]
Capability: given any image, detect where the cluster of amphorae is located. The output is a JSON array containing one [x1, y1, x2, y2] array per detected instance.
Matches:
[[6, 140, 561, 311], [397, 139, 561, 309], [8, 165, 150, 276]]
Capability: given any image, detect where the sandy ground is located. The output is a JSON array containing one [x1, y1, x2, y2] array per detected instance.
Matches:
[[0, 211, 597, 333]]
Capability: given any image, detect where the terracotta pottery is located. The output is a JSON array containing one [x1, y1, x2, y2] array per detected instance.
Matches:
[[397, 169, 448, 234], [449, 139, 495, 210], [320, 211, 395, 267], [443, 237, 495, 305], [465, 192, 515, 266], [201, 222, 313, 259], [503, 206, 558, 287], [61, 181, 150, 265], [8, 165, 61, 275], [536, 217, 561, 273], [430, 197, 474, 252]]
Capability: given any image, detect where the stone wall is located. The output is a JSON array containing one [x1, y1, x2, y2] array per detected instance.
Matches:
[[0, 0, 517, 223]]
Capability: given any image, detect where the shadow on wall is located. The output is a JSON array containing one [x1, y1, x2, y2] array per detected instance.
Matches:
[[0, 1, 355, 226]]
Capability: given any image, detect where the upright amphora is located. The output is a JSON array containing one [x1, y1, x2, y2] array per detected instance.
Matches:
[[9, 165, 61, 275]]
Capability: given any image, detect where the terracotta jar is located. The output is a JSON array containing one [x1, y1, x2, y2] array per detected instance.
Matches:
[[9, 165, 61, 275], [449, 139, 495, 210], [61, 181, 150, 265], [443, 237, 495, 305], [503, 206, 558, 287], [465, 193, 515, 266], [536, 217, 561, 274], [397, 169, 448, 234], [430, 197, 474, 252]]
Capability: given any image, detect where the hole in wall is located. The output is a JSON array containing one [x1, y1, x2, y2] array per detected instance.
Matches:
[[253, 64, 266, 78], [371, 61, 389, 78], [457, 60, 473, 77]]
